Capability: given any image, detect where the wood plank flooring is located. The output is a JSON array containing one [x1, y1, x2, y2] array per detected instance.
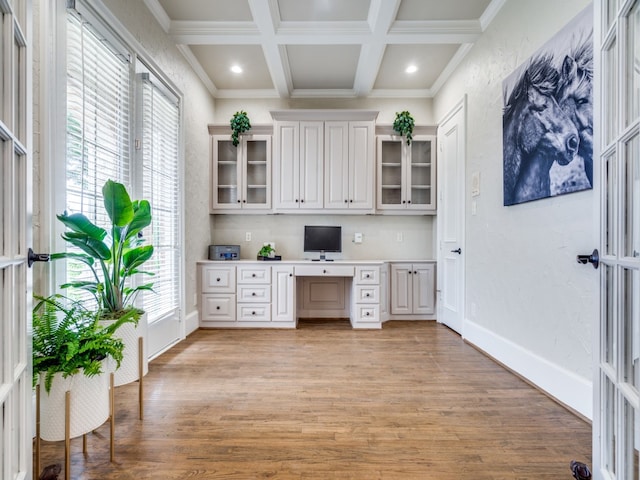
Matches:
[[36, 320, 592, 479]]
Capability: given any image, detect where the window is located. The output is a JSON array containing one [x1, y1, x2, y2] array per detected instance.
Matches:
[[63, 3, 182, 333], [138, 71, 181, 323]]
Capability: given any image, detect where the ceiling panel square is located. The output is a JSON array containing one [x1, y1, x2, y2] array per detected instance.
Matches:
[[277, 0, 371, 21], [396, 0, 493, 21], [374, 44, 461, 90], [158, 0, 253, 21], [286, 45, 360, 90], [189, 45, 274, 90]]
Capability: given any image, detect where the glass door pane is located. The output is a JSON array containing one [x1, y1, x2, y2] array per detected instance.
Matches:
[[245, 138, 267, 205], [216, 138, 239, 205], [409, 139, 432, 206], [627, 2, 640, 125], [625, 134, 640, 259], [622, 267, 640, 392], [379, 139, 402, 206], [604, 36, 618, 147]]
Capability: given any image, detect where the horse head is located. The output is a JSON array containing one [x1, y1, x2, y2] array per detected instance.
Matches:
[[503, 55, 580, 204], [556, 36, 593, 185]]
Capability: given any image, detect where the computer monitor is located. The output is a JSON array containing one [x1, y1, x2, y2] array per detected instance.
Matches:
[[303, 225, 341, 261]]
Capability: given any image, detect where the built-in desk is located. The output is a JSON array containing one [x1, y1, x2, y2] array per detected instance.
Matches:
[[197, 260, 434, 329]]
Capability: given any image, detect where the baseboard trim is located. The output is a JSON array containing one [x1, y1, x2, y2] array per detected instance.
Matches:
[[185, 310, 199, 336], [463, 319, 592, 420]]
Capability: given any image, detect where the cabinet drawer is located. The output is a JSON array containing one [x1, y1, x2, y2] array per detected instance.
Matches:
[[201, 294, 235, 322], [294, 264, 354, 277], [237, 265, 271, 284], [237, 285, 271, 303], [355, 266, 380, 284], [354, 304, 380, 323], [354, 285, 379, 303], [201, 265, 235, 293], [237, 304, 271, 322]]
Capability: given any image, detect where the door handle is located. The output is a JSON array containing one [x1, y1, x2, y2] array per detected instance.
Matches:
[[451, 248, 462, 254], [28, 248, 50, 268], [576, 249, 599, 269]]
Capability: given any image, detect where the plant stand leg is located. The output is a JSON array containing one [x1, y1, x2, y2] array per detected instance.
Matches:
[[65, 390, 71, 480], [138, 336, 144, 420], [110, 372, 115, 462], [35, 384, 40, 477]]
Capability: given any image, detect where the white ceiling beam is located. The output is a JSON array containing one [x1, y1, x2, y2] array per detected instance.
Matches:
[[176, 45, 218, 97], [143, 0, 170, 32], [248, 0, 291, 98], [353, 0, 400, 97]]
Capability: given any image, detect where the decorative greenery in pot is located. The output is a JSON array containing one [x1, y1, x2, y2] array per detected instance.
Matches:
[[230, 110, 252, 146], [51, 179, 154, 323], [393, 110, 415, 145], [258, 243, 275, 259], [32, 294, 133, 393]]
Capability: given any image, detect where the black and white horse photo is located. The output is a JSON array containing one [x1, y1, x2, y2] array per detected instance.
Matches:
[[502, 7, 593, 206]]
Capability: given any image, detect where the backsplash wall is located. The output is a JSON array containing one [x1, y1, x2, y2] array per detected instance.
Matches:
[[211, 214, 435, 261]]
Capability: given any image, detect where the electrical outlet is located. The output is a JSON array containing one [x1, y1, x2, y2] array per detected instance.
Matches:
[[354, 232, 363, 243], [245, 232, 251, 242]]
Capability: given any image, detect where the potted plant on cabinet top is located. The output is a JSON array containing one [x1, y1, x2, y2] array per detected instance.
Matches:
[[32, 294, 132, 440], [230, 110, 251, 146], [52, 179, 154, 387], [393, 110, 415, 145]]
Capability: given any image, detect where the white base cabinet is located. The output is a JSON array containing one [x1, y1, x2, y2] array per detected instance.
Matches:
[[390, 262, 436, 318], [198, 261, 432, 328]]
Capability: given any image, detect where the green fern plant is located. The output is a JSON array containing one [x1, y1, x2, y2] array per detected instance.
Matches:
[[32, 294, 136, 393], [393, 110, 415, 145], [230, 110, 251, 146]]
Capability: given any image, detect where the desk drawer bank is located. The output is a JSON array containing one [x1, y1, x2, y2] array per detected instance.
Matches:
[[197, 260, 435, 329]]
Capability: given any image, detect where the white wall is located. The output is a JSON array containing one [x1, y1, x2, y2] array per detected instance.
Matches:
[[434, 0, 596, 418], [101, 0, 216, 322]]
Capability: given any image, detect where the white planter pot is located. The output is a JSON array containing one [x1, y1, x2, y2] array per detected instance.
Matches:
[[38, 365, 110, 442], [102, 312, 149, 387]]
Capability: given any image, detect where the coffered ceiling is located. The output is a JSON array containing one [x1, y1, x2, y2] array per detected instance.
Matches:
[[143, 0, 506, 99]]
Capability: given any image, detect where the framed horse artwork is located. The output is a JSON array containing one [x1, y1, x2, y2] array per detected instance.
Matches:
[[502, 6, 593, 206]]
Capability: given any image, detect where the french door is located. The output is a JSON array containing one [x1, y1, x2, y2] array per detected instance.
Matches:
[[594, 1, 640, 478], [0, 0, 32, 479]]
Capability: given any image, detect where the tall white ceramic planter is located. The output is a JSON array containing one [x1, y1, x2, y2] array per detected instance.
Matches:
[[103, 312, 149, 386], [38, 366, 110, 441]]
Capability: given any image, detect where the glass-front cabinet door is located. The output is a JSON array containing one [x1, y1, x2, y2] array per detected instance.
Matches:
[[211, 134, 271, 212], [376, 134, 436, 213]]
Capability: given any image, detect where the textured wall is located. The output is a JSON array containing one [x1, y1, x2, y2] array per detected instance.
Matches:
[[102, 0, 216, 319], [433, 0, 595, 384]]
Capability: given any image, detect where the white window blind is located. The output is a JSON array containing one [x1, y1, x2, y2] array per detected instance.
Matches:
[[65, 10, 131, 305], [139, 73, 180, 323]]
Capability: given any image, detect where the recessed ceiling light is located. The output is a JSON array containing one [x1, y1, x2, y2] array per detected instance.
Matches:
[[231, 65, 243, 74], [405, 65, 418, 74]]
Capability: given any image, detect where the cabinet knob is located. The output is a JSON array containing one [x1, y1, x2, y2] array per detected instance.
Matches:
[[301, 199, 304, 203], [365, 312, 370, 316], [295, 199, 299, 203], [350, 199, 353, 203], [252, 311, 256, 315], [252, 273, 256, 277], [366, 293, 370, 297], [402, 200, 406, 204], [252, 292, 256, 296], [344, 199, 348, 203], [216, 278, 221, 282], [414, 271, 417, 274], [408, 271, 412, 275], [289, 273, 293, 277], [365, 274, 370, 278], [237, 200, 241, 203], [407, 200, 411, 204], [242, 199, 246, 203], [216, 306, 220, 310], [323, 269, 327, 274]]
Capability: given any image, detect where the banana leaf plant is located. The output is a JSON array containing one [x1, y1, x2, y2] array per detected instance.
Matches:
[[51, 180, 154, 320]]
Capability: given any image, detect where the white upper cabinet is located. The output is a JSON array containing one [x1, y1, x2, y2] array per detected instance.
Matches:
[[324, 121, 375, 212], [376, 132, 436, 213], [272, 110, 378, 214], [273, 120, 324, 211], [210, 127, 272, 213]]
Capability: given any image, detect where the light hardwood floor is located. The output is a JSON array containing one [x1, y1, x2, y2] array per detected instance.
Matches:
[[36, 320, 592, 479]]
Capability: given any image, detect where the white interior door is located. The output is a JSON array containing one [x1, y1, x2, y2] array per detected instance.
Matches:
[[593, 1, 640, 478], [437, 99, 466, 334], [1, 1, 32, 479]]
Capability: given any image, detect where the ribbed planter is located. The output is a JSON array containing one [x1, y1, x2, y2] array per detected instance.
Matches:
[[102, 312, 148, 386], [38, 363, 110, 441]]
